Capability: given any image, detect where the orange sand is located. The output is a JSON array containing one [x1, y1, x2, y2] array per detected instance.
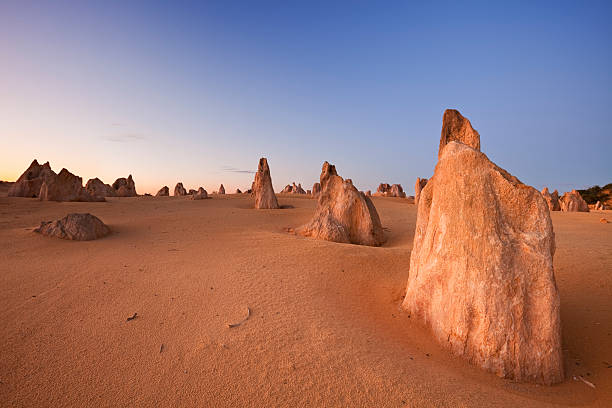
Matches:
[[0, 193, 610, 407]]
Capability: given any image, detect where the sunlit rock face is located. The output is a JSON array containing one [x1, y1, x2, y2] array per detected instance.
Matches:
[[253, 158, 279, 209]]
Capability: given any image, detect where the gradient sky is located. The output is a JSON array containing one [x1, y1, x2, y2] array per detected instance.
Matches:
[[1, 1, 610, 194]]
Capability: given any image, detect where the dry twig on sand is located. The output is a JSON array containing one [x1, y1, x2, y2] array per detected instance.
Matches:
[[126, 313, 138, 321], [227, 307, 251, 328]]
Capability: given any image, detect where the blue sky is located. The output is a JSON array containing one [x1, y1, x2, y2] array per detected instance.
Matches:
[[1, 1, 610, 194]]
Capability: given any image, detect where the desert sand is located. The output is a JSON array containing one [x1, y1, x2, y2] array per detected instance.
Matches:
[[0, 192, 610, 407]]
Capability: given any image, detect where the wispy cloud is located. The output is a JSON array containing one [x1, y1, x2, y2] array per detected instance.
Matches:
[[221, 165, 255, 174], [103, 133, 147, 143]]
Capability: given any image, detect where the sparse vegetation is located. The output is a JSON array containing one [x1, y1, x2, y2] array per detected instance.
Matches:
[[577, 184, 612, 204]]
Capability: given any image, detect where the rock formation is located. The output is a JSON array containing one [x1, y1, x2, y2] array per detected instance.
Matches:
[[218, 184, 225, 195], [188, 189, 197, 195], [112, 175, 137, 197], [403, 111, 563, 385], [174, 183, 187, 196], [594, 201, 608, 210], [293, 183, 306, 194], [365, 190, 371, 196], [560, 190, 589, 212], [438, 108, 480, 157], [253, 158, 279, 209], [191, 187, 209, 200], [34, 213, 111, 240], [86, 178, 116, 198], [296, 162, 385, 246], [414, 178, 428, 206], [235, 188, 242, 194], [541, 188, 561, 211], [312, 182, 321, 198], [39, 169, 105, 202], [374, 183, 406, 198], [8, 160, 57, 198], [156, 186, 169, 197]]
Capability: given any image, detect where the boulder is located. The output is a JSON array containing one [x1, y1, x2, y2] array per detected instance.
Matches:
[[174, 183, 187, 196], [39, 169, 104, 202], [34, 213, 110, 241], [312, 182, 322, 197], [156, 186, 169, 196], [218, 184, 225, 195], [191, 187, 209, 200], [541, 188, 561, 211], [8, 160, 57, 198], [415, 178, 428, 206], [560, 190, 589, 212], [86, 178, 116, 198], [296, 162, 385, 246], [112, 175, 137, 197], [438, 109, 480, 157], [253, 158, 279, 209], [403, 114, 563, 384]]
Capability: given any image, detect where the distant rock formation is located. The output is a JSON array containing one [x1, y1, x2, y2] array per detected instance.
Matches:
[[312, 182, 321, 198], [541, 188, 561, 211], [235, 188, 242, 194], [174, 183, 187, 196], [39, 169, 105, 202], [374, 183, 406, 198], [34, 213, 110, 241], [188, 189, 197, 195], [281, 185, 293, 193], [253, 158, 279, 209], [191, 187, 209, 200], [438, 108, 480, 157], [293, 183, 306, 194], [156, 186, 169, 197], [403, 110, 563, 385], [218, 184, 225, 195], [560, 190, 589, 212], [365, 190, 371, 197], [8, 160, 57, 198], [112, 175, 137, 197], [86, 178, 116, 198], [414, 178, 428, 206], [296, 162, 385, 246]]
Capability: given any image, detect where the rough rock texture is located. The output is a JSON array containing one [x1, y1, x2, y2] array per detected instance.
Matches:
[[112, 175, 137, 197], [253, 158, 279, 209], [415, 178, 428, 206], [8, 160, 57, 198], [218, 184, 225, 195], [375, 183, 406, 198], [174, 183, 187, 196], [39, 169, 105, 202], [439, 109, 480, 157], [560, 190, 589, 212], [541, 188, 561, 211], [34, 213, 111, 241], [86, 178, 116, 198], [312, 182, 322, 198], [296, 162, 385, 246], [403, 140, 563, 385], [156, 186, 169, 197], [191, 187, 209, 200]]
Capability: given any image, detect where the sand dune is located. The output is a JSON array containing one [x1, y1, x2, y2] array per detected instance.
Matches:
[[0, 194, 610, 407]]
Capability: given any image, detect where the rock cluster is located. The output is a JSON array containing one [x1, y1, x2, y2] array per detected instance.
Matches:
[[595, 201, 608, 210], [253, 158, 279, 209], [86, 178, 116, 198], [541, 188, 561, 211], [402, 109, 563, 385], [296, 162, 385, 246], [112, 175, 137, 197], [559, 190, 589, 212], [9, 160, 58, 198], [39, 169, 105, 202], [191, 187, 209, 200], [34, 213, 111, 241], [374, 183, 406, 198], [281, 183, 306, 194]]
